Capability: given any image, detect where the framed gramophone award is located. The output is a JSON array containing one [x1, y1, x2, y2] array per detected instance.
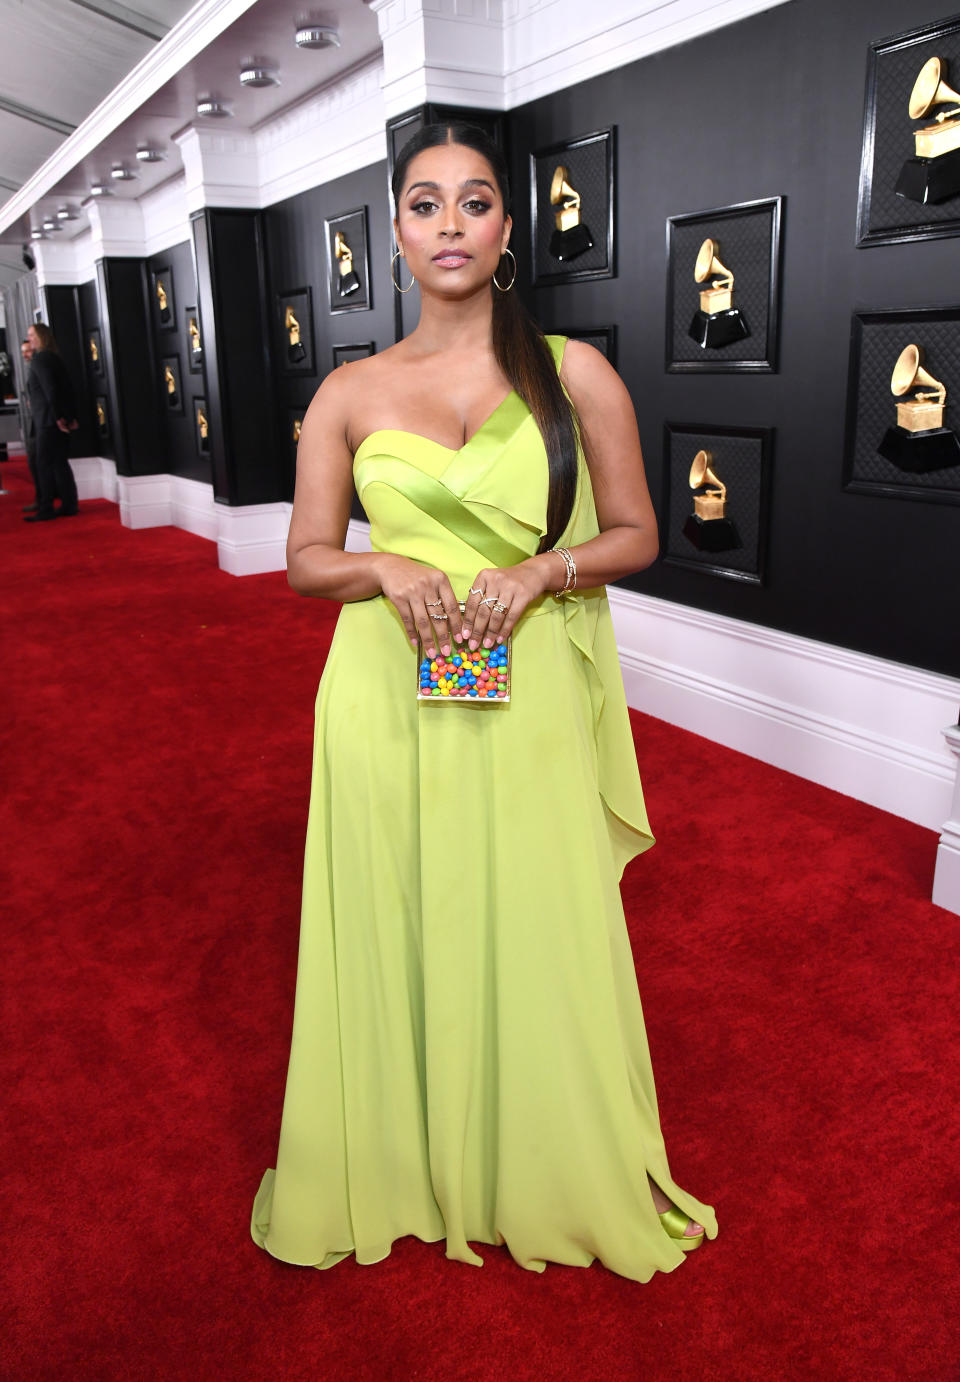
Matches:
[[193, 397, 210, 457], [530, 129, 615, 286], [325, 208, 371, 314], [666, 198, 783, 373], [87, 328, 103, 377], [276, 287, 315, 376], [95, 396, 109, 440], [332, 342, 375, 369], [662, 423, 773, 584], [150, 266, 175, 332], [843, 307, 960, 504], [857, 16, 960, 246], [160, 355, 183, 414], [185, 308, 203, 373]]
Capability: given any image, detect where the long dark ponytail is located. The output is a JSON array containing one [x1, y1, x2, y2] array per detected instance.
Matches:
[[391, 122, 579, 552]]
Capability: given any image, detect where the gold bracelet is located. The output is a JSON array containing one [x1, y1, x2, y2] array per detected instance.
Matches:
[[551, 546, 576, 598]]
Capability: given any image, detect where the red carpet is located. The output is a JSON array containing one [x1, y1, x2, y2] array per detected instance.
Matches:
[[3, 461, 958, 1381]]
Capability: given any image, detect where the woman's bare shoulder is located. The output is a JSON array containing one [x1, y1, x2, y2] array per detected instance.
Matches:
[[557, 337, 625, 405]]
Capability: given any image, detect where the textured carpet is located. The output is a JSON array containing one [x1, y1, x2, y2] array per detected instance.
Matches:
[[2, 462, 957, 1381]]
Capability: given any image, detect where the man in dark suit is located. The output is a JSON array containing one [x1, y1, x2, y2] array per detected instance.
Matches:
[[20, 337, 41, 514], [24, 322, 79, 522]]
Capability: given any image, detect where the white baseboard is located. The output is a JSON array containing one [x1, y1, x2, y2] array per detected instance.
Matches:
[[606, 587, 960, 835], [933, 726, 960, 917]]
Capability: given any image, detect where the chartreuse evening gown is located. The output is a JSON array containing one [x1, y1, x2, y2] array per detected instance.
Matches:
[[252, 336, 717, 1282]]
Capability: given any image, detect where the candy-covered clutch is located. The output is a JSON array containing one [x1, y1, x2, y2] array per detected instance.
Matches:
[[417, 639, 511, 702]]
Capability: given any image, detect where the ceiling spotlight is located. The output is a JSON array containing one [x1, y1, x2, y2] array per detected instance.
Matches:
[[41, 219, 62, 232], [56, 205, 79, 220], [240, 64, 280, 88], [111, 163, 137, 181], [136, 145, 166, 163], [294, 25, 340, 50], [196, 97, 232, 118], [30, 228, 45, 240], [89, 183, 113, 197]]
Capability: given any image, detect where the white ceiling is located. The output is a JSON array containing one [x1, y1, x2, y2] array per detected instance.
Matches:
[[0, 0, 380, 287]]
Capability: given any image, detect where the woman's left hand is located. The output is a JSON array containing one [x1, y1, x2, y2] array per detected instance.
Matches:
[[461, 557, 555, 651]]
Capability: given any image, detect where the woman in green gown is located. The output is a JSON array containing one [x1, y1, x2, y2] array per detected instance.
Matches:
[[252, 123, 717, 1282]]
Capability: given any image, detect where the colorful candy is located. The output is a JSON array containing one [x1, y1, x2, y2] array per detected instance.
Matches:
[[417, 641, 510, 702]]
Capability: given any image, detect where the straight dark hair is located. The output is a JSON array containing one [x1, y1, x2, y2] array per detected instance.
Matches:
[[31, 322, 59, 353], [391, 122, 579, 553]]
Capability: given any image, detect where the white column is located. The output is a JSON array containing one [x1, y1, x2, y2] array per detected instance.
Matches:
[[174, 126, 260, 214], [933, 723, 960, 916], [87, 196, 147, 258], [370, 0, 507, 118]]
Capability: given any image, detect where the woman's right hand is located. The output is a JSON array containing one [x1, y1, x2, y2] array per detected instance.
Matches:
[[374, 554, 464, 658]]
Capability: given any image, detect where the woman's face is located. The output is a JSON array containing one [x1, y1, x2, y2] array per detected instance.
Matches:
[[394, 142, 511, 297]]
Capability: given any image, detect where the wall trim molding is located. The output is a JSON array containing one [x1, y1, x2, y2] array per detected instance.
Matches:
[[933, 725, 960, 917]]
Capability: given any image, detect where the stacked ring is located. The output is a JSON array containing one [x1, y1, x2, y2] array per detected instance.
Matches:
[[492, 600, 508, 615], [429, 612, 449, 621]]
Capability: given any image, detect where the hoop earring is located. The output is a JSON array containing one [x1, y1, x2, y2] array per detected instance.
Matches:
[[492, 247, 517, 293], [391, 249, 416, 294]]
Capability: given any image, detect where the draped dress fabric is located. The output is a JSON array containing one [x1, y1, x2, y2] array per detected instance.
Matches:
[[251, 336, 717, 1282]]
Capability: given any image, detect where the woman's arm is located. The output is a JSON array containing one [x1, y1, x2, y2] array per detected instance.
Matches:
[[462, 340, 659, 648]]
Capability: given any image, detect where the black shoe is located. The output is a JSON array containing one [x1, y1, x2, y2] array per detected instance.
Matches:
[[21, 502, 38, 514], [24, 510, 57, 522]]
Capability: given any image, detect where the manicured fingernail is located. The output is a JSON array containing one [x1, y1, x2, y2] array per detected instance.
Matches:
[[495, 635, 503, 644], [462, 626, 471, 637], [427, 646, 435, 658], [454, 632, 463, 643], [483, 636, 493, 648], [441, 643, 450, 655], [469, 638, 478, 650]]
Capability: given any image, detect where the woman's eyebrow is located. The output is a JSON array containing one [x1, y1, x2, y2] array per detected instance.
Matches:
[[404, 178, 496, 195]]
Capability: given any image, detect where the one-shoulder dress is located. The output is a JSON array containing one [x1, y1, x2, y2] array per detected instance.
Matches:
[[251, 336, 717, 1282]]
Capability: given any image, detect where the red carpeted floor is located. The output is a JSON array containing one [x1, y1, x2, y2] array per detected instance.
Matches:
[[2, 460, 958, 1382]]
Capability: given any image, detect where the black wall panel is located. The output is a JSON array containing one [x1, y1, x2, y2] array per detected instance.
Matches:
[[507, 0, 958, 676], [263, 160, 395, 506], [97, 258, 164, 476], [145, 241, 207, 483], [42, 284, 97, 459]]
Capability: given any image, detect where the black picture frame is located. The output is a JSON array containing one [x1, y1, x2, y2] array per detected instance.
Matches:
[[193, 397, 209, 457], [332, 342, 375, 370], [185, 307, 204, 372], [662, 422, 773, 584], [842, 306, 960, 505], [325, 207, 371, 314], [277, 287, 315, 375], [87, 328, 103, 376], [160, 355, 183, 414], [94, 395, 109, 439], [557, 325, 617, 367], [665, 197, 783, 373], [857, 16, 960, 248], [151, 266, 175, 331], [530, 128, 616, 286]]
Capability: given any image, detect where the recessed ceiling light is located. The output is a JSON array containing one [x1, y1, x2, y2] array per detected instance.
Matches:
[[294, 25, 340, 49], [30, 228, 45, 240], [111, 163, 137, 181], [89, 183, 113, 197], [136, 145, 166, 163], [196, 97, 232, 118], [41, 219, 62, 232], [56, 205, 79, 220], [240, 64, 280, 88]]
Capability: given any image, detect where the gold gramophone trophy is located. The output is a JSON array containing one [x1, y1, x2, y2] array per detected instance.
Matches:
[[895, 56, 960, 205], [548, 166, 594, 262], [334, 232, 360, 297], [688, 238, 751, 349], [89, 336, 99, 365], [682, 449, 742, 552], [285, 305, 306, 363], [163, 362, 178, 408], [292, 416, 302, 444], [188, 315, 203, 363], [96, 400, 107, 434], [878, 343, 960, 472], [156, 277, 171, 325], [196, 404, 209, 452]]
